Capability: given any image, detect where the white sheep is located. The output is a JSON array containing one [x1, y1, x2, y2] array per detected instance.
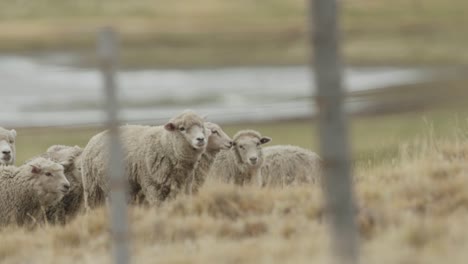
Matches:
[[0, 127, 17, 166], [186, 122, 232, 195], [81, 110, 208, 208], [38, 145, 83, 224], [260, 145, 322, 187], [208, 130, 271, 186], [0, 157, 70, 226]]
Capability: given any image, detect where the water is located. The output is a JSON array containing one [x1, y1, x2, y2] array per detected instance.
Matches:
[[0, 55, 435, 127]]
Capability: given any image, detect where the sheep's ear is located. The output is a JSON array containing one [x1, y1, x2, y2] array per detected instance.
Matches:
[[260, 137, 272, 145], [60, 159, 73, 170], [73, 147, 83, 156], [10, 129, 17, 138], [30, 165, 41, 174], [164, 122, 177, 131]]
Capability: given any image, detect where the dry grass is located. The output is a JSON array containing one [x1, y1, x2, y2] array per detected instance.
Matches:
[[1, 135, 468, 263]]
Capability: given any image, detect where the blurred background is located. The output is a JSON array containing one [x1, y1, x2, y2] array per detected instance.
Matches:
[[1, 0, 467, 166]]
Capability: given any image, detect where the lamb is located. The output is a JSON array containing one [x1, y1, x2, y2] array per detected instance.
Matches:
[[0, 127, 17, 166], [208, 130, 271, 186], [0, 157, 70, 227], [81, 110, 208, 208], [37, 145, 83, 224], [186, 122, 233, 195], [260, 145, 322, 187]]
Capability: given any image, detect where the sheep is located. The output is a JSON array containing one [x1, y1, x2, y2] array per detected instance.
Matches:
[[186, 122, 233, 195], [208, 130, 271, 186], [0, 127, 17, 166], [260, 145, 322, 187], [36, 145, 83, 224], [0, 157, 70, 227], [81, 110, 208, 208]]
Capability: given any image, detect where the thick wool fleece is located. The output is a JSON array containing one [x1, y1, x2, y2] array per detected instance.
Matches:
[[0, 158, 69, 226], [260, 145, 322, 187], [82, 111, 207, 208], [40, 145, 84, 224]]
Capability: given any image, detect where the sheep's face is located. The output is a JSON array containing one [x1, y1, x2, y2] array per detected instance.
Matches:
[[164, 111, 207, 150], [29, 160, 70, 206], [0, 128, 16, 166], [59, 155, 83, 188], [184, 124, 207, 150], [234, 135, 271, 167], [46, 145, 83, 185], [205, 122, 232, 152]]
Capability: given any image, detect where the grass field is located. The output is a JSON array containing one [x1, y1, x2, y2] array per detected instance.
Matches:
[[15, 95, 468, 169], [3, 90, 468, 263], [1, 0, 468, 262], [2, 128, 468, 263], [0, 0, 466, 67]]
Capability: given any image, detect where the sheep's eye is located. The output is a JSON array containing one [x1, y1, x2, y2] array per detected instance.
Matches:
[[179, 127, 185, 132], [9, 140, 14, 144], [239, 145, 244, 149], [45, 172, 52, 177], [212, 130, 219, 135]]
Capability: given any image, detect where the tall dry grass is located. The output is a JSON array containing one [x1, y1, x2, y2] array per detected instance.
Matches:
[[1, 136, 468, 263]]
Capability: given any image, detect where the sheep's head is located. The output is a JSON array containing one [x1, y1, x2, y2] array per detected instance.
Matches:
[[26, 157, 70, 206], [164, 110, 207, 151], [205, 122, 232, 152], [0, 127, 16, 166], [46, 145, 83, 185], [232, 130, 271, 167]]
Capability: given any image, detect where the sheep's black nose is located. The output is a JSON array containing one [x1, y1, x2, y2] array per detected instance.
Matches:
[[2, 150, 10, 155], [249, 157, 258, 162], [63, 184, 70, 191], [197, 137, 205, 142]]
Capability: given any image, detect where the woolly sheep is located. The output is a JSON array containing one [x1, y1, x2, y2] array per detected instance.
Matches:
[[260, 145, 322, 187], [38, 145, 83, 224], [186, 122, 233, 195], [0, 127, 17, 166], [209, 130, 271, 186], [0, 157, 70, 226], [81, 110, 208, 208]]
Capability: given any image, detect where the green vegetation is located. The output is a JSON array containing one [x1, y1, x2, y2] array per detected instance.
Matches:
[[0, 0, 466, 67], [15, 107, 468, 170]]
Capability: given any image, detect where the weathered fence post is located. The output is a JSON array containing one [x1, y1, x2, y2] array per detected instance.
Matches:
[[98, 27, 131, 264], [308, 0, 360, 263]]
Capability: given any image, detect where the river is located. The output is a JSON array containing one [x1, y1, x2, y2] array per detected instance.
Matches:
[[0, 55, 436, 127]]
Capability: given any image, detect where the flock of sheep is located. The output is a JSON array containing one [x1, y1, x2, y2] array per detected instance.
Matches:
[[0, 110, 322, 227]]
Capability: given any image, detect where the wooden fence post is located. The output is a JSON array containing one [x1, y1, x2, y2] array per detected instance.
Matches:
[[309, 0, 360, 263], [98, 27, 131, 264]]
